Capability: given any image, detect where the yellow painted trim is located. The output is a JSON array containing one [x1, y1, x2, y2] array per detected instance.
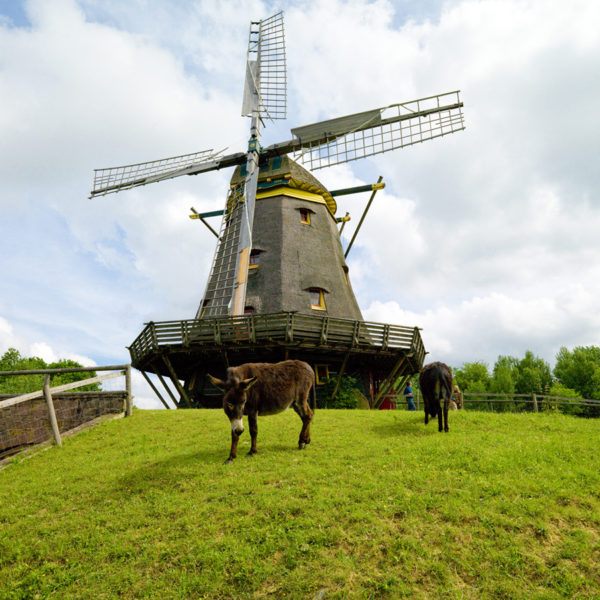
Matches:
[[256, 187, 326, 204], [232, 247, 249, 315], [256, 182, 337, 217]]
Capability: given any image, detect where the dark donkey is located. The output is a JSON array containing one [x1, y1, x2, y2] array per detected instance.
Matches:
[[419, 361, 454, 432], [208, 360, 314, 463]]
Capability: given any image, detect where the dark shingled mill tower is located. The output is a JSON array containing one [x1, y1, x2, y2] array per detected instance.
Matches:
[[90, 10, 465, 409], [197, 155, 363, 322]]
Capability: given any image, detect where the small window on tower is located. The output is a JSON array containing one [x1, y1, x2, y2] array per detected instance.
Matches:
[[244, 306, 255, 315], [299, 208, 311, 225], [309, 288, 326, 310], [249, 250, 261, 269], [342, 266, 349, 285]]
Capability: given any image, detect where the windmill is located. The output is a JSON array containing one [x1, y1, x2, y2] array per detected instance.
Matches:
[[91, 11, 465, 409]]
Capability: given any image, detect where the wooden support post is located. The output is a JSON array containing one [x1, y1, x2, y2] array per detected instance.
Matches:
[[162, 355, 192, 408], [532, 393, 538, 413], [140, 369, 172, 409], [154, 366, 180, 408], [330, 352, 350, 402], [393, 374, 410, 409], [344, 175, 384, 259], [125, 365, 133, 416], [43, 374, 62, 447], [373, 356, 406, 409]]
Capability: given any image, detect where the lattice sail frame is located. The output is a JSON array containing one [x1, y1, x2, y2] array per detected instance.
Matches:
[[197, 183, 246, 318], [291, 91, 464, 170], [242, 10, 286, 121], [91, 148, 226, 198]]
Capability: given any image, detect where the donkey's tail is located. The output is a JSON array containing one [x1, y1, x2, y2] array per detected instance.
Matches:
[[429, 379, 441, 417]]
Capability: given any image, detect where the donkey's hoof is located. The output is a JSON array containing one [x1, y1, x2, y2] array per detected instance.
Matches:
[[298, 442, 306, 450], [247, 449, 257, 456], [224, 457, 234, 464]]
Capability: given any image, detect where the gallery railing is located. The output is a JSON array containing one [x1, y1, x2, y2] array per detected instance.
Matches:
[[129, 312, 425, 365]]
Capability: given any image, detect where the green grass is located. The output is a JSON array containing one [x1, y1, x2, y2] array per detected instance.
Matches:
[[1, 409, 599, 599]]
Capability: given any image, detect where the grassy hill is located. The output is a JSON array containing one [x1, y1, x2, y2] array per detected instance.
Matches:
[[1, 409, 599, 599]]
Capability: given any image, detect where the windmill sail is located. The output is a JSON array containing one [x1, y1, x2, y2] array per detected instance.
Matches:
[[263, 91, 465, 170], [89, 148, 245, 198], [199, 10, 287, 318], [242, 10, 286, 121]]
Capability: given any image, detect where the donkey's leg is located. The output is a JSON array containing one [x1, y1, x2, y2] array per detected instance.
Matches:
[[443, 395, 450, 432], [247, 412, 258, 455], [437, 399, 443, 432], [226, 430, 240, 464], [293, 395, 313, 449]]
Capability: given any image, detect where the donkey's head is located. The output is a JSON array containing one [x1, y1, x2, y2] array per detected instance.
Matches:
[[208, 370, 257, 436]]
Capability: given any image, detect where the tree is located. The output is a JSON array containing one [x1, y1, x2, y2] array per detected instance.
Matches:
[[453, 361, 490, 393], [554, 346, 600, 400], [0, 348, 46, 394], [514, 350, 552, 394], [490, 356, 517, 395], [0, 348, 98, 395]]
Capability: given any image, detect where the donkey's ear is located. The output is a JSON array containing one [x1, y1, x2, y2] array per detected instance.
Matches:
[[241, 376, 257, 390], [207, 374, 226, 391]]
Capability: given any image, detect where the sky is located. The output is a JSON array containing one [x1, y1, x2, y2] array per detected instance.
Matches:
[[1, 0, 599, 409]]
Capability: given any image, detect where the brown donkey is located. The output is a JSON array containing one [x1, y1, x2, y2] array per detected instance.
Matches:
[[208, 360, 314, 463]]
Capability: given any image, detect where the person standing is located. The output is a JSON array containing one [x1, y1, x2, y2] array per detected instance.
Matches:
[[404, 380, 416, 411]]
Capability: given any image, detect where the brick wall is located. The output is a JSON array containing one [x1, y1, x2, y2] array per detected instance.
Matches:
[[0, 392, 126, 456]]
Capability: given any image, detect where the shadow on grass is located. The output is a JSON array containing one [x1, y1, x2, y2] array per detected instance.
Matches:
[[113, 440, 308, 495]]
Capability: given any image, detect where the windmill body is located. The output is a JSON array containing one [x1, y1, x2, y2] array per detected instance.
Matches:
[[91, 10, 465, 408], [198, 155, 363, 321]]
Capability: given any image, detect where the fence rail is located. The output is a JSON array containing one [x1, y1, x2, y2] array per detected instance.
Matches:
[[0, 365, 132, 454], [383, 391, 600, 414]]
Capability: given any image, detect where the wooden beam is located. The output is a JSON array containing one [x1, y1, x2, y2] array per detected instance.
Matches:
[[373, 356, 407, 409], [344, 175, 384, 258], [330, 352, 351, 402], [153, 365, 180, 408], [125, 365, 133, 416], [43, 374, 62, 446], [139, 369, 172, 409], [0, 371, 125, 409], [162, 355, 192, 408], [0, 364, 129, 376]]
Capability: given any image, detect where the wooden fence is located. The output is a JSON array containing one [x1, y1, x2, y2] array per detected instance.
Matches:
[[0, 365, 132, 457], [382, 391, 600, 414]]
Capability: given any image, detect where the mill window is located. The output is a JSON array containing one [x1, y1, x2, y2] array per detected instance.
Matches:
[[249, 250, 261, 268], [299, 208, 311, 225], [309, 288, 326, 310]]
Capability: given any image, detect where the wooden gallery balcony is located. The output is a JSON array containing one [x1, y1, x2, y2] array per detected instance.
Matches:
[[128, 312, 426, 408]]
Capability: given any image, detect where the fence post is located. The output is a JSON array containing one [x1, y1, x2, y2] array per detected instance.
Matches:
[[125, 365, 133, 417], [43, 374, 62, 446], [532, 393, 538, 413]]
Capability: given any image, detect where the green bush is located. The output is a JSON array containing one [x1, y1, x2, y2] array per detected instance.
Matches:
[[317, 376, 363, 409]]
